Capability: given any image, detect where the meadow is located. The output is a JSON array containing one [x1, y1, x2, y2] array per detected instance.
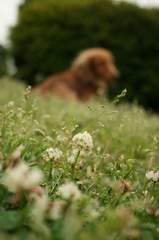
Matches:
[[0, 77, 159, 240]]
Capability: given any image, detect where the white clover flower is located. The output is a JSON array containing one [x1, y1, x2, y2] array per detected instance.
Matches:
[[67, 148, 87, 165], [2, 162, 43, 192], [31, 196, 63, 221], [48, 201, 63, 220], [59, 182, 81, 201], [42, 147, 62, 162], [71, 131, 93, 151], [67, 155, 75, 165], [30, 194, 48, 222], [24, 168, 43, 189], [146, 171, 159, 182]]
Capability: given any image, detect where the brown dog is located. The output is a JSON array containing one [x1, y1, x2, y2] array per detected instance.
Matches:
[[33, 48, 120, 101]]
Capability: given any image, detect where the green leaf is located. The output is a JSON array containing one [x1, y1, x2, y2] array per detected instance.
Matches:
[[0, 209, 21, 230]]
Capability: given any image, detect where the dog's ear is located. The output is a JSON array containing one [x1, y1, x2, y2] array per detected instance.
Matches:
[[71, 56, 94, 84]]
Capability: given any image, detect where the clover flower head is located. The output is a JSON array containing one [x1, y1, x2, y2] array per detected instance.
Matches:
[[67, 155, 75, 165], [47, 201, 63, 220], [2, 162, 43, 192], [31, 194, 48, 222], [146, 170, 159, 182], [42, 147, 62, 162], [71, 131, 93, 151], [58, 182, 81, 201]]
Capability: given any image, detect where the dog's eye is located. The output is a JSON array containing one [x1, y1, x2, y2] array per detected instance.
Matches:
[[97, 61, 105, 66]]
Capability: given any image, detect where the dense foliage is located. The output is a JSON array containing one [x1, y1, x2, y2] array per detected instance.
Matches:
[[10, 0, 159, 111], [1, 77, 159, 239]]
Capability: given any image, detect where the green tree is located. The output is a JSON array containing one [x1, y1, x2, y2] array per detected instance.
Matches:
[[0, 45, 8, 77], [10, 0, 159, 111]]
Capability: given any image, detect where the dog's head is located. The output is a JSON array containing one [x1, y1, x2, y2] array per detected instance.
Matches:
[[71, 48, 120, 89]]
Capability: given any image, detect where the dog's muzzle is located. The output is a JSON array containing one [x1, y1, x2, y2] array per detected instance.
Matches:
[[114, 72, 121, 80]]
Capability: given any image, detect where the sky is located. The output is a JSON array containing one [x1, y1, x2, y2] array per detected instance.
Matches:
[[0, 0, 159, 46]]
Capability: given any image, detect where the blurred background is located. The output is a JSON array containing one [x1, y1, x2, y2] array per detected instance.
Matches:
[[1, 0, 159, 111]]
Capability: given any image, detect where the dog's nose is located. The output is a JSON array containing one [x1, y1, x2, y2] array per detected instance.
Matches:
[[114, 72, 121, 79]]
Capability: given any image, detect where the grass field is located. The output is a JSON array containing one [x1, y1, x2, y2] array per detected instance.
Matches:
[[1, 77, 159, 240]]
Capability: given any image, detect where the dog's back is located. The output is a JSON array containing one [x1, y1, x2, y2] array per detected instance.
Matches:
[[32, 48, 119, 101]]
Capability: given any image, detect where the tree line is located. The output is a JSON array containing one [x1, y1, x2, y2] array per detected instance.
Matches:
[[1, 0, 159, 111]]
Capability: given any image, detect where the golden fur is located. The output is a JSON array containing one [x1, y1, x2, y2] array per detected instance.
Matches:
[[32, 48, 119, 101]]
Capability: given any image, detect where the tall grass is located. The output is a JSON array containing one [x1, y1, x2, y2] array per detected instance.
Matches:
[[0, 77, 159, 240]]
